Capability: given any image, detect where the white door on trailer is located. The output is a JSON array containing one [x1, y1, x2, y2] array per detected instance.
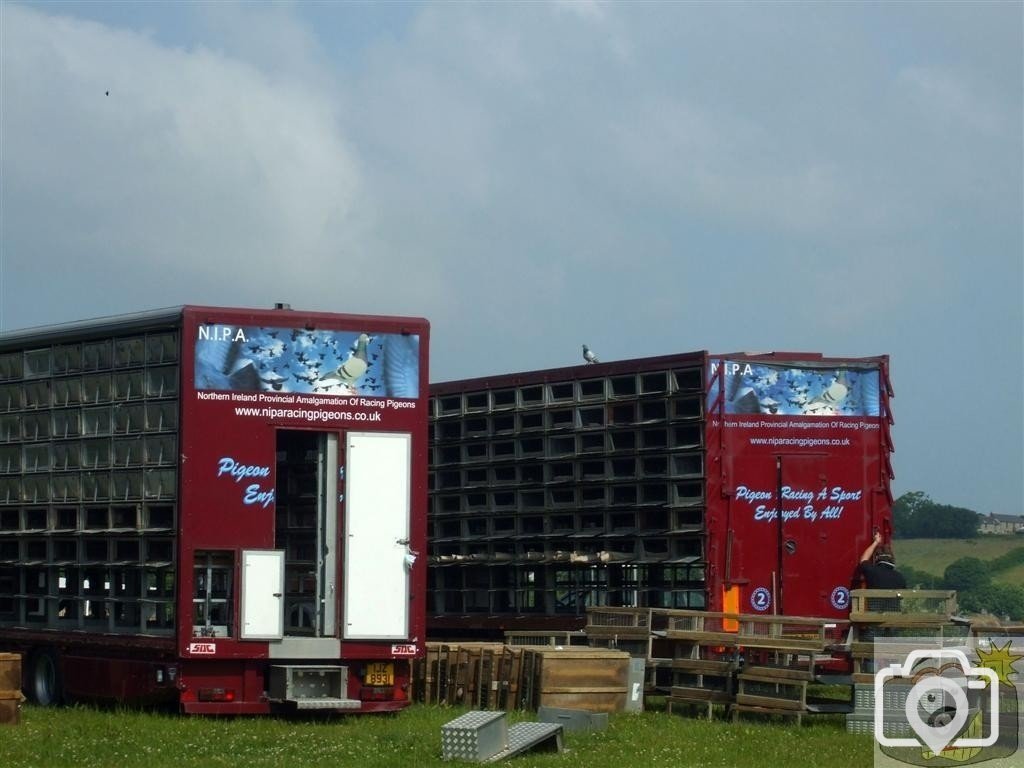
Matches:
[[240, 549, 284, 640], [343, 432, 412, 640]]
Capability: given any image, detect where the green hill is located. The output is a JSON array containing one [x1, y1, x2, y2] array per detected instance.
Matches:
[[894, 535, 1024, 586]]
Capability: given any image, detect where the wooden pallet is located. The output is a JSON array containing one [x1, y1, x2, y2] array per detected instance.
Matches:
[[667, 656, 736, 719], [668, 690, 734, 720], [415, 643, 514, 708], [733, 668, 811, 725], [849, 589, 957, 617]]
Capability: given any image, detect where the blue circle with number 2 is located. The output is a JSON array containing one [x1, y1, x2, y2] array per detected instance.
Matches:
[[830, 586, 850, 610], [750, 587, 772, 612]]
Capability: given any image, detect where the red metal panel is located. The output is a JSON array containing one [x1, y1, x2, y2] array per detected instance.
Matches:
[[63, 654, 178, 705], [177, 306, 430, 666], [705, 354, 893, 619]]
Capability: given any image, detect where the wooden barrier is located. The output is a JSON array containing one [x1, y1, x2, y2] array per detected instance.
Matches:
[[586, 607, 853, 721]]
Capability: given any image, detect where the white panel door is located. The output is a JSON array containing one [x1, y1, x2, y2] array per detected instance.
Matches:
[[241, 549, 284, 640], [343, 432, 411, 640]]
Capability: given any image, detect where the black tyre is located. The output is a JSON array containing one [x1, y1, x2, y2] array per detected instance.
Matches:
[[27, 648, 63, 706]]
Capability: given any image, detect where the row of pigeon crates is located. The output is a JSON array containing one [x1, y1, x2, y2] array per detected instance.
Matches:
[[431, 368, 706, 417], [430, 539, 704, 565], [0, 504, 175, 533], [431, 428, 705, 466], [586, 606, 851, 641], [432, 399, 704, 439], [433, 454, 705, 490]]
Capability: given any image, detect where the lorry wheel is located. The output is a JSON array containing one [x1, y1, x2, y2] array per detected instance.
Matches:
[[28, 648, 63, 706]]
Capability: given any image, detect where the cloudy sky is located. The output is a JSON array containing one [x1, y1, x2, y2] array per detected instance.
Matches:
[[0, 1, 1021, 514]]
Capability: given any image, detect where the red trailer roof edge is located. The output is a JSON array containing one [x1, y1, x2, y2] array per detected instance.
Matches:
[[431, 350, 888, 394], [1, 305, 430, 350]]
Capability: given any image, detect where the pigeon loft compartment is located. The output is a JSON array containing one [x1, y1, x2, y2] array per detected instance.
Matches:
[[522, 647, 630, 713]]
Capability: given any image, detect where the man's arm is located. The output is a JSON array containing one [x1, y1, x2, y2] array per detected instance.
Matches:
[[860, 531, 882, 563]]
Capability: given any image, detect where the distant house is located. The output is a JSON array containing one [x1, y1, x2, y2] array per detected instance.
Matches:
[[978, 513, 1024, 535]]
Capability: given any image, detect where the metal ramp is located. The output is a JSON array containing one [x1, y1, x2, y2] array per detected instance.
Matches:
[[268, 665, 361, 710], [486, 722, 563, 763], [441, 710, 564, 763]]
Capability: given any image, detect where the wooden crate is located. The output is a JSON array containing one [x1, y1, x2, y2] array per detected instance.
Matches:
[[415, 642, 510, 707], [663, 610, 742, 646], [849, 589, 956, 619], [525, 648, 630, 713], [424, 644, 524, 710], [734, 673, 809, 724], [585, 607, 653, 633], [667, 656, 736, 719], [504, 630, 587, 647], [0, 652, 21, 693], [496, 645, 521, 711], [735, 614, 843, 652], [0, 692, 22, 726]]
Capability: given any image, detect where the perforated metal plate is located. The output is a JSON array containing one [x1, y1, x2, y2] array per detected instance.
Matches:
[[441, 711, 508, 762]]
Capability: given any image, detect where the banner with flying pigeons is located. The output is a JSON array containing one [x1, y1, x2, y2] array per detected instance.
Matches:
[[193, 323, 420, 398], [707, 359, 882, 418]]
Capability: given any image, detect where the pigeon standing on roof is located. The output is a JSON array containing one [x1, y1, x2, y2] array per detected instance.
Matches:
[[582, 344, 599, 364]]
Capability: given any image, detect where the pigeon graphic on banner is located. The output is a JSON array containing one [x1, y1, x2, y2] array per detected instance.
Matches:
[[194, 326, 418, 398], [319, 333, 371, 388]]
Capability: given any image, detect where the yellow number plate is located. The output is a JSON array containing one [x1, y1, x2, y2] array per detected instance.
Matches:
[[365, 662, 394, 686]]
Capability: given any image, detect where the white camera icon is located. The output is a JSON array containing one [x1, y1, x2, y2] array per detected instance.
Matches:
[[874, 649, 1000, 754]]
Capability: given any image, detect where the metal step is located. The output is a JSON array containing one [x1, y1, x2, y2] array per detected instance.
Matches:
[[805, 700, 854, 715], [268, 664, 352, 709], [292, 697, 362, 710]]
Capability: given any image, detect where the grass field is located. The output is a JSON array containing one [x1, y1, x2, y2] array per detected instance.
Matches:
[[1, 702, 873, 768], [893, 536, 1024, 585]]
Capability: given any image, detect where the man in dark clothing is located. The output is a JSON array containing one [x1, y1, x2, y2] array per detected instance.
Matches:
[[855, 532, 906, 611], [856, 532, 907, 590]]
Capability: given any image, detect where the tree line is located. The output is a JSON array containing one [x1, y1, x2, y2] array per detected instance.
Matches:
[[892, 490, 980, 539]]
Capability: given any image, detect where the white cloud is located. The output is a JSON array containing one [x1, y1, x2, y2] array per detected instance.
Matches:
[[1, 4, 372, 324], [897, 65, 1006, 138], [552, 0, 610, 24], [0, 1, 1019, 513]]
